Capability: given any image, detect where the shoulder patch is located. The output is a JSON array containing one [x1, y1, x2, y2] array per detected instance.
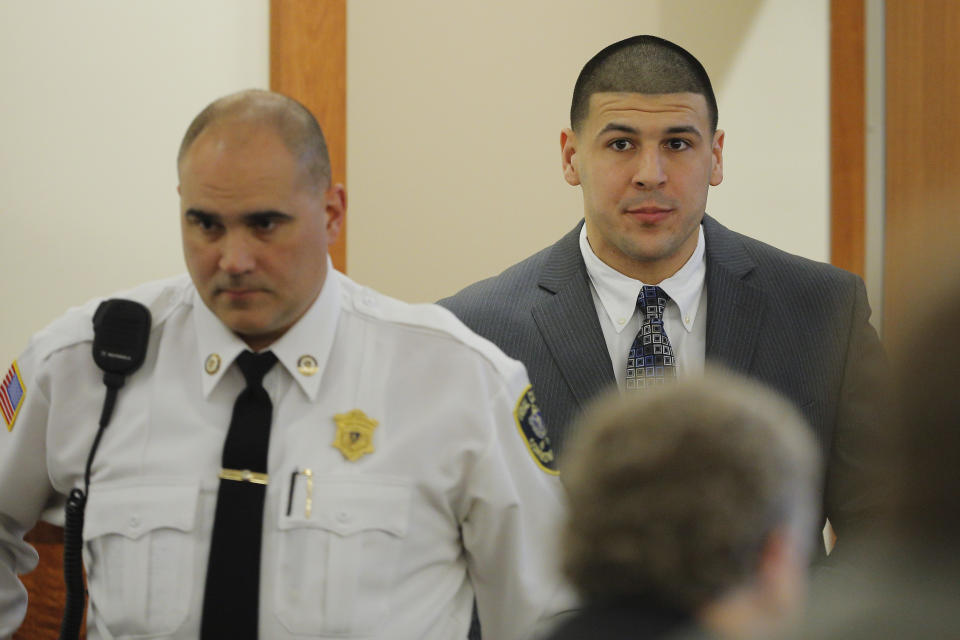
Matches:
[[514, 386, 558, 475], [1, 361, 26, 431]]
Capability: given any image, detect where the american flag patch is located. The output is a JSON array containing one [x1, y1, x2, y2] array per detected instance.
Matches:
[[1, 361, 26, 431]]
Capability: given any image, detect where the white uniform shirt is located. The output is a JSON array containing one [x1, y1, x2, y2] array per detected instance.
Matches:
[[579, 224, 708, 385], [0, 269, 572, 639]]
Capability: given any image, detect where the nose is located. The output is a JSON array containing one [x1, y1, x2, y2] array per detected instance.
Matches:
[[218, 231, 256, 275], [632, 148, 667, 189]]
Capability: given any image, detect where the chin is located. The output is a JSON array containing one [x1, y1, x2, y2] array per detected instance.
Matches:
[[220, 314, 269, 336]]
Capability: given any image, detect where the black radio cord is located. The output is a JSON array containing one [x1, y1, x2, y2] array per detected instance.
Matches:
[[58, 379, 122, 640]]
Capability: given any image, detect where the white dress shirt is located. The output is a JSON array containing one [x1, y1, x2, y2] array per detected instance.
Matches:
[[0, 267, 572, 639], [579, 224, 708, 386]]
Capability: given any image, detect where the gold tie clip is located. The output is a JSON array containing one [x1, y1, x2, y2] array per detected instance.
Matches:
[[219, 468, 269, 485]]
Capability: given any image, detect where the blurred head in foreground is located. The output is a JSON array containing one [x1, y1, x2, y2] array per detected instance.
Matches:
[[558, 372, 820, 639], [800, 281, 960, 640], [886, 283, 960, 548]]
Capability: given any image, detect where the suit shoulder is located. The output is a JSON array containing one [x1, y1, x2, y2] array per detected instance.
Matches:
[[338, 274, 530, 388], [440, 244, 553, 304], [711, 221, 862, 295], [437, 243, 553, 318]]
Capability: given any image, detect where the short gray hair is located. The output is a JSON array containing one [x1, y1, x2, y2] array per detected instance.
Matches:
[[561, 370, 820, 611]]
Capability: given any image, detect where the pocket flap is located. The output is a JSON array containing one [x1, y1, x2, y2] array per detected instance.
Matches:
[[279, 476, 411, 537], [84, 480, 199, 541]]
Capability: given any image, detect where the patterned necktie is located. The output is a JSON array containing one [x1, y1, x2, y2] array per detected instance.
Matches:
[[626, 286, 678, 389], [201, 350, 278, 639]]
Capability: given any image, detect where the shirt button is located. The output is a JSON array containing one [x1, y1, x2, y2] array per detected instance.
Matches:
[[617, 318, 626, 325], [129, 516, 141, 530], [684, 316, 691, 324], [336, 511, 351, 523]]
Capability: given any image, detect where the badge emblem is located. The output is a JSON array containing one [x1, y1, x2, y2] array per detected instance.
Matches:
[[204, 353, 221, 375], [332, 409, 379, 461], [514, 386, 558, 475], [297, 354, 319, 376]]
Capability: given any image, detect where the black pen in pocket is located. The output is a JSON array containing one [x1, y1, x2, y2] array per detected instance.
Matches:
[[286, 468, 314, 517]]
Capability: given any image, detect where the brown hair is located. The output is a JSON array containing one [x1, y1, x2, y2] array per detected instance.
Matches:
[[561, 371, 820, 611], [571, 35, 718, 132]]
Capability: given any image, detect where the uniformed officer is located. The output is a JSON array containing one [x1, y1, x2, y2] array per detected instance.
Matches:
[[0, 90, 573, 639]]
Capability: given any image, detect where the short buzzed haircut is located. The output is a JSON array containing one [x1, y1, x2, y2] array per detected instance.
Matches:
[[177, 89, 331, 187], [561, 371, 820, 612], [570, 35, 718, 133]]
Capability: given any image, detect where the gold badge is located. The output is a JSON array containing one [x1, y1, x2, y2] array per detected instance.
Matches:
[[297, 354, 319, 376], [204, 354, 221, 375], [332, 410, 379, 461]]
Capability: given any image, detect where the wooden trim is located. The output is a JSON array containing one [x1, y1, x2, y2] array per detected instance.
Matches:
[[829, 0, 866, 278], [24, 521, 63, 544], [16, 524, 76, 639], [270, 0, 348, 273], [883, 0, 960, 346]]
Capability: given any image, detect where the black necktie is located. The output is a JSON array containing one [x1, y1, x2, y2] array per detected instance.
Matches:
[[201, 350, 277, 639], [626, 285, 678, 389]]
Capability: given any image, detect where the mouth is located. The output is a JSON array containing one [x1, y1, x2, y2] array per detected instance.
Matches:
[[624, 205, 674, 222], [216, 288, 264, 302]]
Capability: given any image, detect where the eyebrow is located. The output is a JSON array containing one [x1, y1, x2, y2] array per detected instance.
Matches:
[[597, 123, 640, 137], [597, 123, 703, 140], [184, 209, 294, 224], [664, 125, 703, 139], [184, 208, 219, 223]]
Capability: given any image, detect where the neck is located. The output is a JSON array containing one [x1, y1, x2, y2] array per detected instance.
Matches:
[[697, 588, 777, 640]]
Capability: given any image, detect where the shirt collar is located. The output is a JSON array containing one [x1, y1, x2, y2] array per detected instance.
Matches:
[[579, 223, 706, 334], [193, 258, 342, 400]]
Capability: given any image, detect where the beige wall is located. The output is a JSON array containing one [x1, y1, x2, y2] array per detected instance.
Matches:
[[0, 0, 828, 363], [347, 0, 829, 302], [0, 1, 269, 362]]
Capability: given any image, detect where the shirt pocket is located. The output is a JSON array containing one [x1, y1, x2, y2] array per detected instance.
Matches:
[[83, 481, 199, 638], [273, 474, 412, 636]]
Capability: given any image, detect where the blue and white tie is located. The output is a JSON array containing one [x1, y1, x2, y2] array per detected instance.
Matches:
[[626, 286, 678, 389]]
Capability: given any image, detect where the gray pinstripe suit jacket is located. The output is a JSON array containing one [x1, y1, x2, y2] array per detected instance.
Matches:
[[439, 215, 887, 545]]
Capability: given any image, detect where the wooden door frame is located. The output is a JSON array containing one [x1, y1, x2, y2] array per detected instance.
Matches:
[[830, 0, 866, 279], [270, 0, 348, 273]]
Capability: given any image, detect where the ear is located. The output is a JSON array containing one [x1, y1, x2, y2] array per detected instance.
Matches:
[[324, 183, 346, 245], [561, 128, 582, 186], [709, 129, 725, 187]]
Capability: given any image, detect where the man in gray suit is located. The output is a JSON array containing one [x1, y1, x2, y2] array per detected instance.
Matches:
[[439, 35, 886, 558]]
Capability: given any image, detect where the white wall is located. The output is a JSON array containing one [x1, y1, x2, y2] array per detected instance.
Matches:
[[0, 0, 829, 363], [347, 0, 829, 302], [692, 1, 830, 260], [0, 1, 269, 362]]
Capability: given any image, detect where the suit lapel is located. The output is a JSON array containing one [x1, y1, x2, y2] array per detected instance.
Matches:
[[530, 217, 767, 407], [532, 224, 616, 409], [703, 215, 766, 374]]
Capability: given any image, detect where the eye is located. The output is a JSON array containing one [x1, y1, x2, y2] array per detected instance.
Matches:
[[609, 138, 634, 152], [252, 217, 276, 231], [665, 138, 691, 151], [248, 213, 287, 233], [186, 212, 222, 234]]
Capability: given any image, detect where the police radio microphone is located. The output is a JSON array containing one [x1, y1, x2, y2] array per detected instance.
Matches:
[[92, 299, 152, 425], [59, 299, 151, 640]]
